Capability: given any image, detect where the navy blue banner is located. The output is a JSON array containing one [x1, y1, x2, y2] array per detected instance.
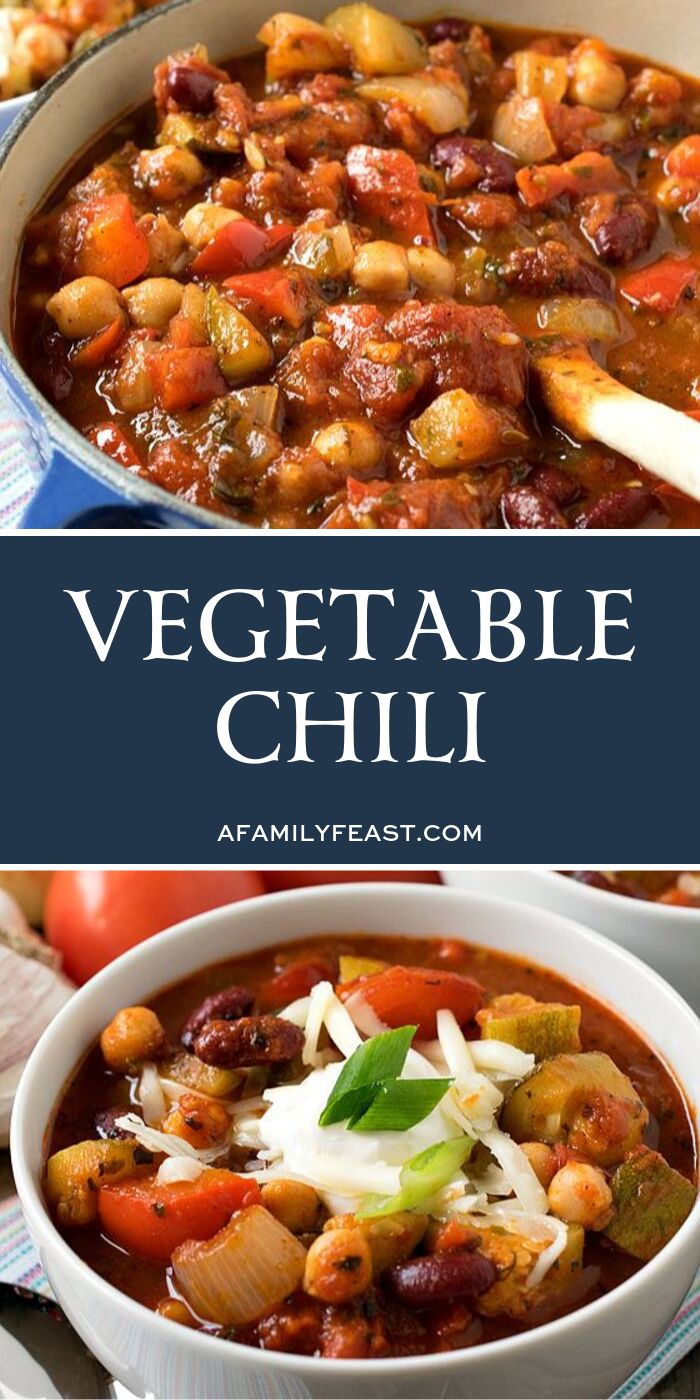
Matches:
[[0, 534, 696, 863]]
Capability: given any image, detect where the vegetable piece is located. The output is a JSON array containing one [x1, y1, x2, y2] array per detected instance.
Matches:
[[224, 268, 312, 328], [353, 240, 409, 296], [477, 992, 581, 1058], [516, 152, 625, 209], [86, 423, 143, 471], [358, 1136, 473, 1219], [161, 1049, 242, 1098], [304, 1225, 372, 1302], [324, 1210, 428, 1271], [618, 254, 699, 314], [150, 346, 226, 411], [407, 246, 455, 297], [72, 195, 149, 288], [605, 1147, 696, 1260], [71, 317, 126, 370], [324, 4, 427, 75], [291, 224, 355, 278], [346, 145, 434, 246], [502, 1051, 649, 1166], [492, 96, 556, 164], [313, 419, 384, 476], [350, 1076, 453, 1132], [98, 1169, 260, 1262], [173, 1204, 306, 1324], [667, 135, 700, 178], [260, 1179, 323, 1233], [411, 389, 524, 469], [474, 1220, 584, 1318], [357, 74, 468, 135], [338, 954, 388, 983], [205, 288, 272, 383], [190, 218, 293, 277], [319, 1024, 416, 1125], [257, 12, 349, 80], [100, 1006, 166, 1072], [258, 957, 336, 1010], [513, 51, 568, 103], [180, 204, 243, 251], [46, 1140, 145, 1227], [46, 276, 125, 340], [536, 296, 620, 342], [339, 965, 483, 1040], [227, 385, 282, 430]]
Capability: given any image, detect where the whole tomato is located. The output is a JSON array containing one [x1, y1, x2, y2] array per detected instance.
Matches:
[[262, 871, 441, 892], [44, 871, 265, 984]]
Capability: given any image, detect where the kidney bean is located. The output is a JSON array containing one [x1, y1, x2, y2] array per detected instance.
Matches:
[[574, 488, 659, 529], [527, 464, 580, 507], [194, 1015, 304, 1067], [165, 64, 219, 114], [502, 485, 568, 529], [432, 136, 516, 193], [95, 1108, 134, 1140], [427, 17, 471, 43], [180, 984, 255, 1050], [386, 1251, 497, 1308]]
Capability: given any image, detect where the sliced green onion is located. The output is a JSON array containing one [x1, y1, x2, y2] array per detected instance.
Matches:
[[350, 1078, 453, 1133], [357, 1136, 474, 1219], [319, 1024, 416, 1126]]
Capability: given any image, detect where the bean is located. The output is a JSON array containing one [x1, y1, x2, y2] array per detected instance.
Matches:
[[527, 464, 580, 507], [574, 487, 660, 529], [180, 984, 254, 1050], [386, 1251, 497, 1307], [427, 17, 471, 43], [94, 1108, 134, 1141], [165, 64, 219, 114], [194, 1015, 304, 1067], [569, 870, 618, 892], [502, 485, 568, 529]]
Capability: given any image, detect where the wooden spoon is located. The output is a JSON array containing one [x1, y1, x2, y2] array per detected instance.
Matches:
[[532, 344, 700, 503]]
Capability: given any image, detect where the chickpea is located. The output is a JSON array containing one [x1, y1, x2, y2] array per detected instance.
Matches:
[[313, 419, 384, 477], [46, 277, 125, 339], [162, 1092, 230, 1149], [13, 22, 68, 79], [156, 1297, 197, 1327], [137, 146, 206, 203], [353, 241, 409, 297], [139, 214, 189, 277], [548, 1161, 614, 1231], [569, 40, 627, 112], [520, 1142, 558, 1189], [100, 1006, 166, 1072], [180, 284, 208, 341], [303, 1227, 372, 1304], [179, 203, 242, 250], [123, 278, 184, 330], [261, 1179, 323, 1234], [407, 245, 456, 298], [324, 1211, 427, 1274]]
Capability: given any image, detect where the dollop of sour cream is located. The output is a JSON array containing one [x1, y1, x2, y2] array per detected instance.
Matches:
[[257, 1054, 460, 1212]]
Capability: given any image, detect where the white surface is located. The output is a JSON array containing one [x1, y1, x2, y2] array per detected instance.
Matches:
[[443, 869, 700, 1011], [11, 883, 700, 1399]]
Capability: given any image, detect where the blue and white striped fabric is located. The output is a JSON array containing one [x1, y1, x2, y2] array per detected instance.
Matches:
[[0, 1193, 696, 1395], [0, 377, 42, 527]]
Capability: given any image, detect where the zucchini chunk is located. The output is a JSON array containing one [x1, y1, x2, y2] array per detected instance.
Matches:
[[501, 1051, 648, 1165], [605, 1146, 696, 1260], [477, 992, 581, 1059]]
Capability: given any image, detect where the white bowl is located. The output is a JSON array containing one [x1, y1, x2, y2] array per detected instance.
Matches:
[[443, 870, 700, 1011], [10, 883, 700, 1399], [0, 92, 32, 139]]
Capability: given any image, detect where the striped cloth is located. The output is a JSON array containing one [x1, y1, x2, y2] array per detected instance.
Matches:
[[0, 377, 42, 527], [0, 1193, 696, 1395]]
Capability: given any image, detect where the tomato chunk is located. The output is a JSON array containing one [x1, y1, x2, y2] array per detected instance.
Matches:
[[150, 346, 227, 411], [346, 145, 435, 246], [98, 1169, 260, 1262], [339, 965, 483, 1039], [190, 219, 294, 277], [224, 268, 309, 327], [85, 422, 143, 470], [72, 317, 125, 370], [517, 151, 624, 209], [72, 195, 149, 288], [258, 956, 337, 1009], [619, 254, 699, 313]]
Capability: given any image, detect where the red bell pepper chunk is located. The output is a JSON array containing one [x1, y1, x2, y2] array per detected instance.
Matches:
[[85, 421, 143, 470], [667, 135, 700, 178], [150, 346, 227, 412], [190, 218, 294, 278], [223, 268, 307, 326], [72, 194, 149, 288], [98, 1169, 260, 1262], [346, 145, 435, 246], [71, 316, 125, 370], [258, 956, 337, 1009], [339, 965, 483, 1040], [619, 255, 699, 314]]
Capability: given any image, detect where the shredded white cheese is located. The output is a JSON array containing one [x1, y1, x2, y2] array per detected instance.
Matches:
[[302, 980, 361, 1066], [156, 1156, 206, 1185], [137, 1062, 167, 1127], [470, 1039, 535, 1082], [479, 1125, 549, 1215], [114, 1113, 227, 1164]]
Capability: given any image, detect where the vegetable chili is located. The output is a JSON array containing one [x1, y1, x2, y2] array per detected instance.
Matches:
[[46, 932, 697, 1358], [565, 870, 700, 906], [15, 7, 700, 528]]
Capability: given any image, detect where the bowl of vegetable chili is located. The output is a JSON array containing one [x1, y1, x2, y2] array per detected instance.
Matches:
[[11, 882, 700, 1396], [2, 0, 700, 527]]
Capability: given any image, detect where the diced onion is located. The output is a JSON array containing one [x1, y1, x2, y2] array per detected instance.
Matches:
[[493, 95, 557, 163], [278, 995, 311, 1028], [537, 297, 620, 343], [156, 1156, 206, 1185], [357, 75, 468, 134], [137, 1062, 167, 1127], [173, 1204, 307, 1327]]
